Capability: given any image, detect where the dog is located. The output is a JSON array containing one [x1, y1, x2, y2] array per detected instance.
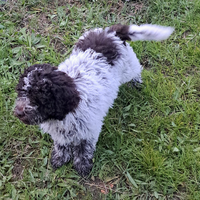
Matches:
[[14, 24, 174, 177]]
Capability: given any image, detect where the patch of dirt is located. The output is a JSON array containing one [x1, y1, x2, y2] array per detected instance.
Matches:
[[108, 1, 144, 16], [20, 12, 53, 35], [12, 159, 25, 181], [76, 176, 120, 200], [50, 37, 67, 55], [36, 13, 53, 34], [51, 0, 82, 7]]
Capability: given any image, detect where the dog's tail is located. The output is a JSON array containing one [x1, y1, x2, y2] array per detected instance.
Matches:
[[108, 24, 174, 42]]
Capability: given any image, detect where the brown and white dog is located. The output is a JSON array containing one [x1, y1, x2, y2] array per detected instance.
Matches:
[[14, 24, 174, 176]]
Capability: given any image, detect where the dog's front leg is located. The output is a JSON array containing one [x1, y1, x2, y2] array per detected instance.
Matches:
[[73, 139, 95, 177], [51, 142, 72, 169]]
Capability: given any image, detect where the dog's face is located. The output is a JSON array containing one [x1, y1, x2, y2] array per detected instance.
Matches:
[[14, 64, 80, 125]]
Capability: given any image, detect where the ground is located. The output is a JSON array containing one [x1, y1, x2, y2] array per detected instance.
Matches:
[[0, 0, 200, 199]]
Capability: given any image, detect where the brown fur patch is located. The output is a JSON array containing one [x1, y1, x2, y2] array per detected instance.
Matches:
[[75, 31, 120, 65], [108, 24, 131, 41]]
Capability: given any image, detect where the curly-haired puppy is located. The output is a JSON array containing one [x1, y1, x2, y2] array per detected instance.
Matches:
[[14, 24, 174, 177]]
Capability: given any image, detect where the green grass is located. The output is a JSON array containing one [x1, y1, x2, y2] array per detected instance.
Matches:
[[0, 0, 200, 199]]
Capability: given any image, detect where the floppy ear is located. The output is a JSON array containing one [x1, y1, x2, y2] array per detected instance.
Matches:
[[50, 70, 80, 120], [27, 78, 56, 118]]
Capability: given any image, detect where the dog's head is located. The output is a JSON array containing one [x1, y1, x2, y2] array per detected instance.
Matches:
[[14, 64, 80, 125]]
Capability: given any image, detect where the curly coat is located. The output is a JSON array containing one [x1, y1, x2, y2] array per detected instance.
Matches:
[[14, 24, 174, 176]]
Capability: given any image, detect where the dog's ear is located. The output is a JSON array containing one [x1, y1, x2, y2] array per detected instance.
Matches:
[[27, 77, 56, 119], [50, 71, 80, 120]]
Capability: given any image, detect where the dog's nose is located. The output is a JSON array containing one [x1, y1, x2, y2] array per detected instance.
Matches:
[[14, 107, 25, 118]]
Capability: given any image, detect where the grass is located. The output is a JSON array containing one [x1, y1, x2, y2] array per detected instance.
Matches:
[[0, 0, 200, 199]]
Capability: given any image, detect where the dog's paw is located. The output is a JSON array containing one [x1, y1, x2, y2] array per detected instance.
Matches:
[[128, 78, 143, 90], [50, 144, 71, 169], [73, 157, 93, 177], [72, 139, 95, 177]]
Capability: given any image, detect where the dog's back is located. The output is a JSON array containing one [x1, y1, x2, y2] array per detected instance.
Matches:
[[72, 24, 173, 85]]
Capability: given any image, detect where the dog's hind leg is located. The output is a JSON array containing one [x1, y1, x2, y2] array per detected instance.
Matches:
[[72, 139, 95, 177], [128, 77, 143, 90]]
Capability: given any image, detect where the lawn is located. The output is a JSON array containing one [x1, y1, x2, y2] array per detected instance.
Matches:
[[0, 0, 200, 199]]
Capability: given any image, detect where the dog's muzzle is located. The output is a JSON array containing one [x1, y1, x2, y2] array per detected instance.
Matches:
[[14, 97, 32, 124], [14, 105, 25, 118]]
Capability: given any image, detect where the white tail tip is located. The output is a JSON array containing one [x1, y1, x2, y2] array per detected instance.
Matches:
[[129, 24, 174, 41]]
